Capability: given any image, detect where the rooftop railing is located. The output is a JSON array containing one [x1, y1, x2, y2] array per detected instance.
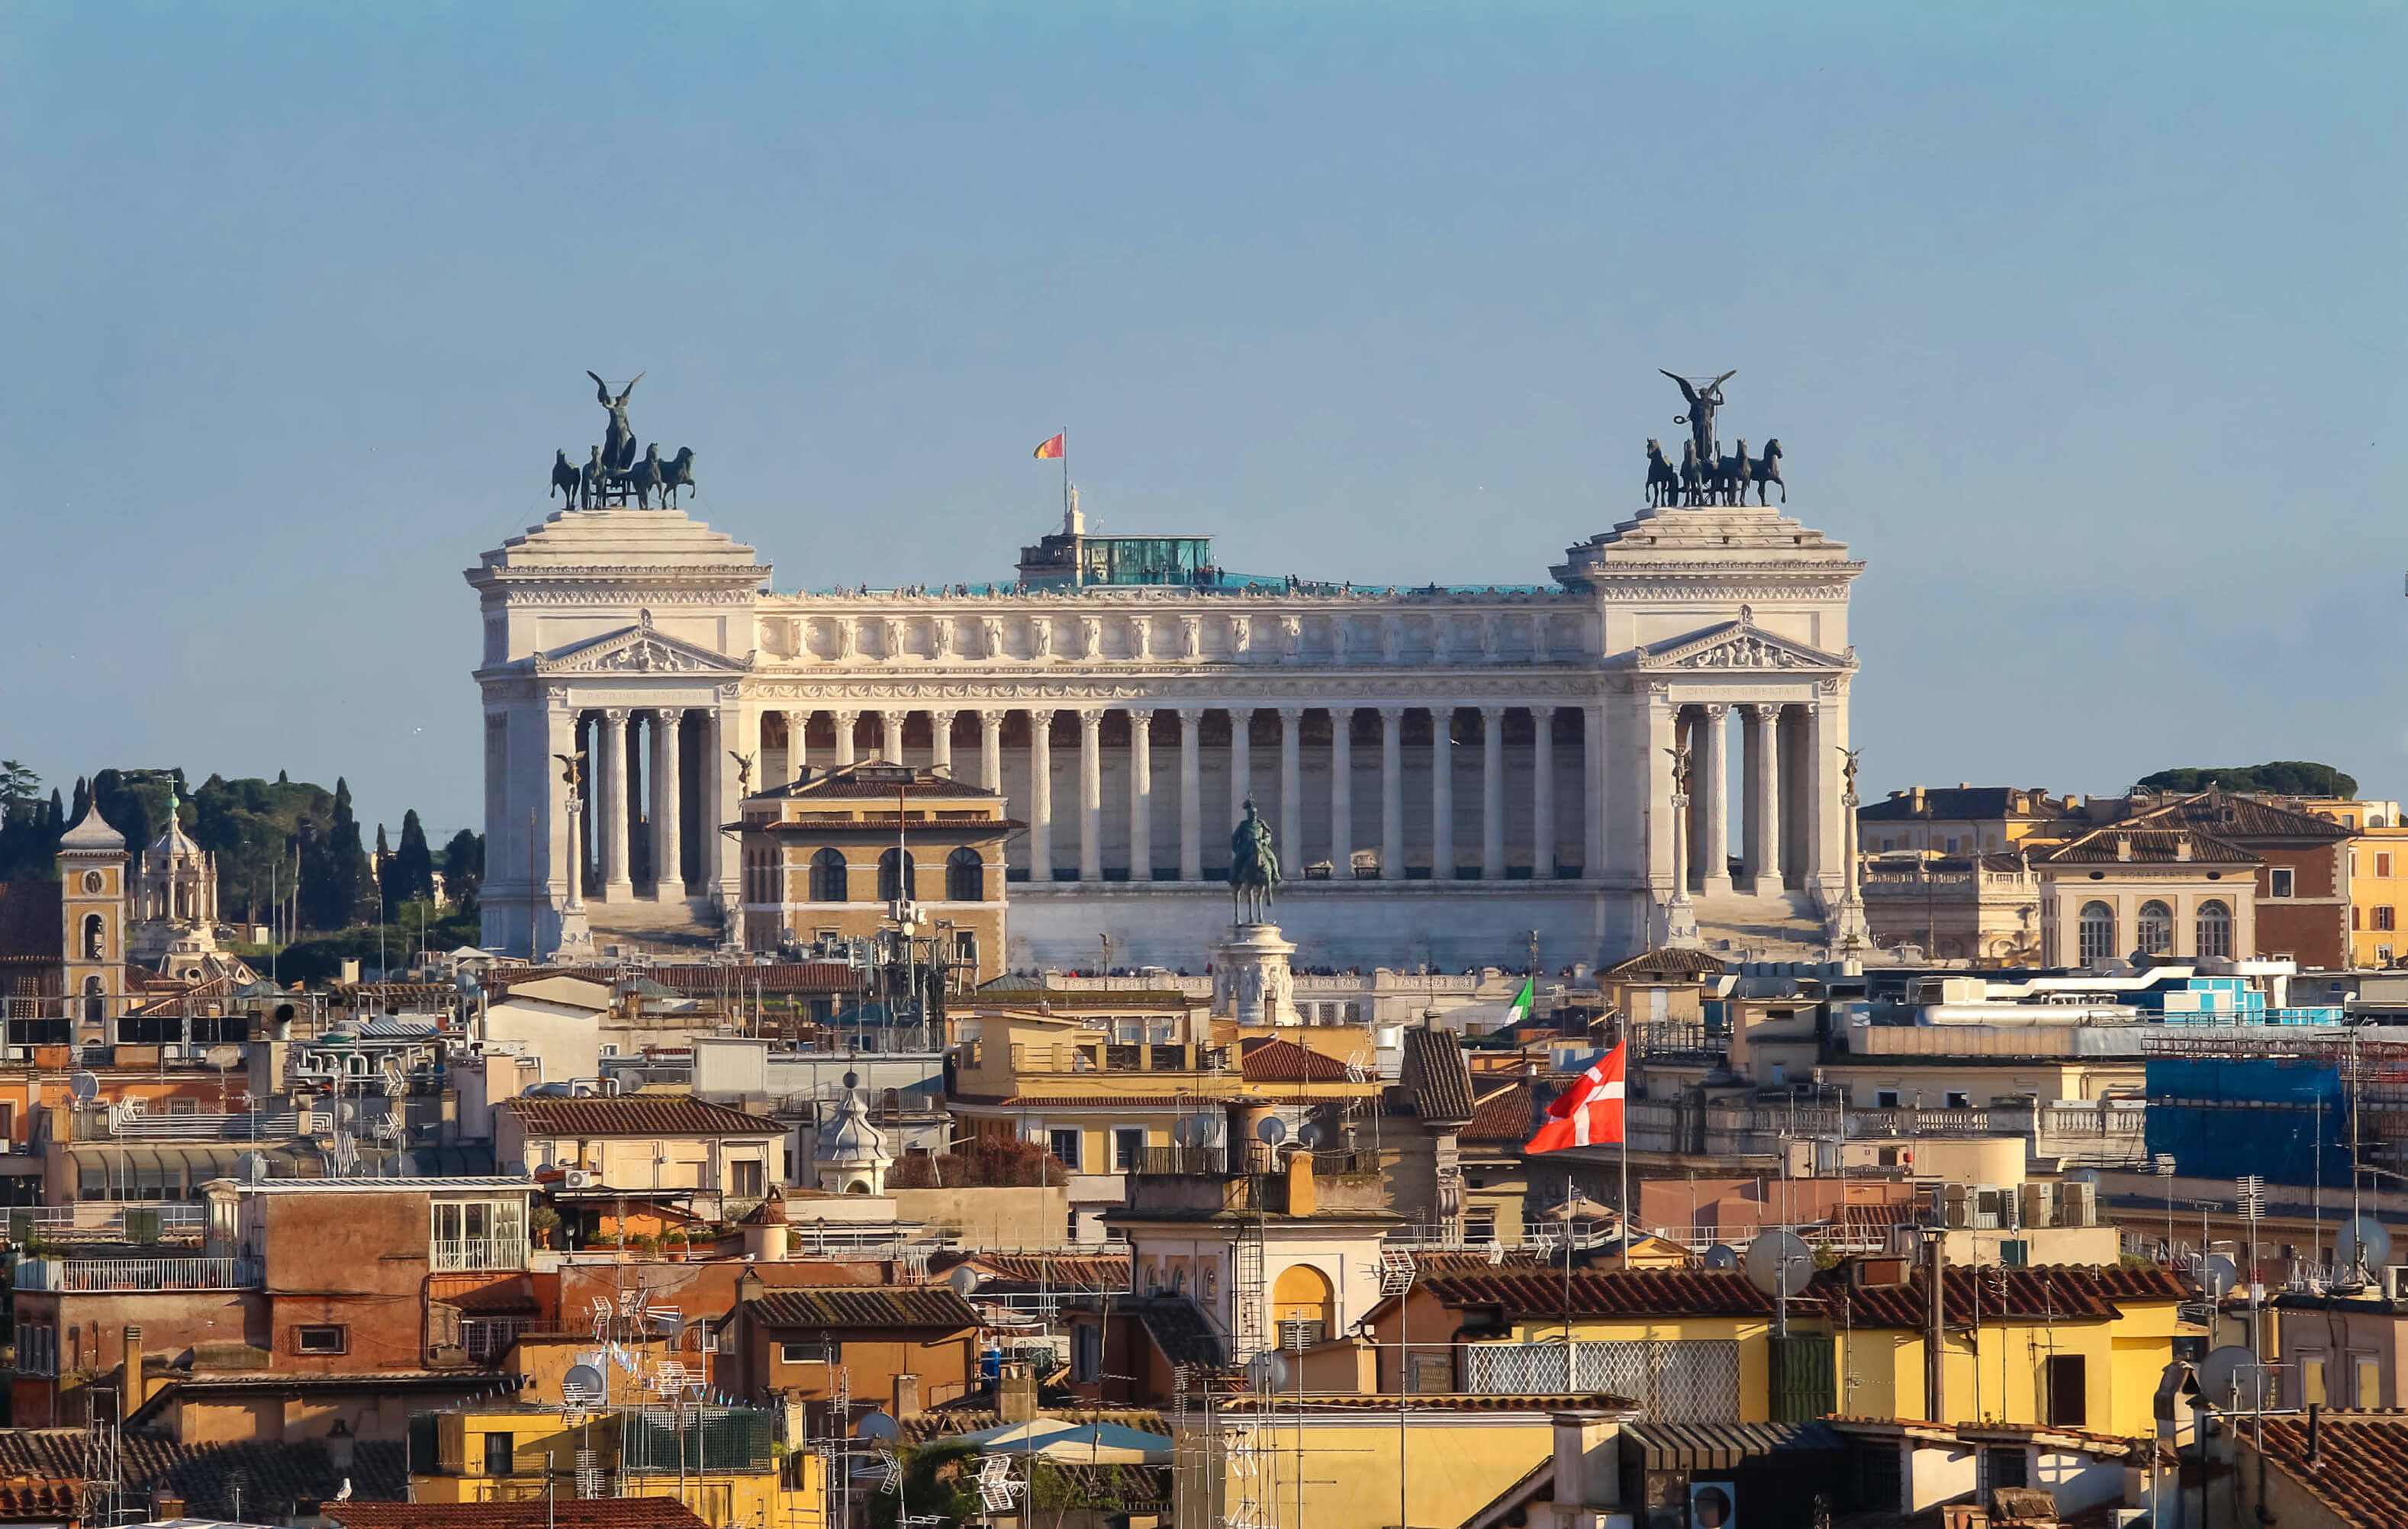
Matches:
[[15, 1254, 259, 1292]]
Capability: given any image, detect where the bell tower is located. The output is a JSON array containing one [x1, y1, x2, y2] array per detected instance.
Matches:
[[56, 800, 127, 1041]]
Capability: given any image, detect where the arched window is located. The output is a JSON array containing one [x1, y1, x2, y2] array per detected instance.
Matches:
[[945, 846, 984, 903], [2136, 900, 2174, 957], [82, 913, 105, 961], [2077, 901, 2117, 964], [877, 848, 916, 903], [82, 975, 105, 1027], [1272, 1263, 1334, 1351], [808, 848, 848, 903], [2197, 900, 2233, 959]]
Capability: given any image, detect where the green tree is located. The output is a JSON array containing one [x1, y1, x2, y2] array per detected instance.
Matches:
[[441, 829, 484, 908], [0, 763, 60, 881], [386, 810, 436, 907], [298, 777, 373, 931], [2138, 761, 2358, 799], [188, 774, 336, 924]]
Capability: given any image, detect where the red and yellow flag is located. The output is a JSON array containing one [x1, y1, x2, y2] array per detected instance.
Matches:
[[1032, 432, 1065, 460]]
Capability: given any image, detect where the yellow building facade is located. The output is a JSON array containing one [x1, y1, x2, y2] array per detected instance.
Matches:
[[409, 1403, 825, 1529]]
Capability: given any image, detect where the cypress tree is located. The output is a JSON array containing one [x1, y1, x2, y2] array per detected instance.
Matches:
[[395, 810, 436, 904]]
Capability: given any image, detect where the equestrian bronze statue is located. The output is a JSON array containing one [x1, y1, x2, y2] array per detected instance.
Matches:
[[1228, 798, 1281, 925]]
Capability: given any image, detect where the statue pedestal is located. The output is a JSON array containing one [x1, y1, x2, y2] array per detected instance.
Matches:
[[1826, 893, 1871, 958], [1212, 922, 1299, 1027], [1652, 891, 1702, 951], [552, 906, 597, 964]]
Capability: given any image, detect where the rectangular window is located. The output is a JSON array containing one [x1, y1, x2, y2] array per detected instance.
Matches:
[[484, 1432, 516, 1476], [1946, 1091, 1971, 1109], [2358, 1354, 2383, 1407], [1875, 1089, 1901, 1109], [1986, 1446, 2029, 1494], [2381, 854, 2395, 879], [2044, 1354, 2088, 1427], [1114, 1128, 1147, 1173], [2270, 868, 2296, 898], [729, 1160, 765, 1199], [1048, 1129, 1083, 1172], [295, 1325, 346, 1354], [1073, 1324, 1101, 1383], [781, 1341, 835, 1365], [2380, 907, 2397, 932]]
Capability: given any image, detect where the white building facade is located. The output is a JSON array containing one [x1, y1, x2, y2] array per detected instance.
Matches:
[[467, 496, 1863, 967]]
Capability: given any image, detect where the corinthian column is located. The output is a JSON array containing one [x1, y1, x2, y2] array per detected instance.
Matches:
[[1028, 710, 1054, 881], [653, 707, 684, 898], [1743, 703, 1782, 893], [778, 710, 806, 785], [1329, 709, 1353, 877], [1129, 710, 1154, 879], [1532, 706, 1556, 880], [978, 710, 1003, 793], [880, 710, 905, 765], [1379, 707, 1405, 880], [831, 710, 858, 768], [1480, 705, 1505, 880], [1278, 707, 1303, 868], [600, 710, 632, 900], [1178, 709, 1202, 881], [1229, 707, 1254, 826], [1079, 709, 1105, 882], [1431, 707, 1455, 881], [1701, 703, 1733, 896]]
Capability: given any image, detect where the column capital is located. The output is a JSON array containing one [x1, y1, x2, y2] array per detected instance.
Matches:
[[1702, 701, 1730, 721], [1377, 704, 1408, 723], [1077, 707, 1105, 729], [1742, 702, 1782, 723], [929, 708, 958, 726], [1479, 703, 1506, 719], [827, 707, 858, 723], [1277, 706, 1304, 723], [600, 707, 629, 725], [656, 705, 687, 723]]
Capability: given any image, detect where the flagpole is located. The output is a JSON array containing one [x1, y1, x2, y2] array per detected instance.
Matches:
[[1061, 425, 1070, 526], [1618, 1016, 1631, 1257]]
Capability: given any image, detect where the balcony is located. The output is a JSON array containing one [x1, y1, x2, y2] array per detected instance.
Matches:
[[16, 1254, 260, 1292], [433, 1238, 530, 1273]]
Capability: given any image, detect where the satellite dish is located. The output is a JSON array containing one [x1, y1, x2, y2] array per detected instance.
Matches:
[[842, 1070, 861, 1090], [69, 1071, 98, 1105], [947, 1266, 982, 1299], [1171, 1116, 1196, 1148], [2201, 1254, 2239, 1299], [2337, 1216, 2394, 1275], [562, 1364, 605, 1405], [1704, 1244, 1740, 1271], [1297, 1122, 1327, 1149], [2067, 1167, 2101, 1187], [506, 1160, 534, 1179], [1743, 1231, 1813, 1299], [1257, 1116, 1288, 1146], [2196, 1345, 2259, 1409], [1246, 1352, 1290, 1392], [855, 1412, 901, 1442], [240, 1153, 269, 1185]]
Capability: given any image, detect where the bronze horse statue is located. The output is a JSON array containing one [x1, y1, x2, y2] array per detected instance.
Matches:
[[1679, 440, 1707, 506], [1644, 439, 1680, 507], [579, 446, 608, 508], [1749, 438, 1785, 504], [660, 446, 697, 507], [1228, 798, 1281, 925], [550, 449, 581, 509], [614, 444, 667, 509], [1713, 439, 1753, 506]]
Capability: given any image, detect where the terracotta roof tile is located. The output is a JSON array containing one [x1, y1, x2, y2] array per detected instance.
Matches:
[[1240, 1038, 1353, 1083], [745, 1286, 983, 1330], [1604, 948, 1725, 981], [1807, 1263, 2189, 1328], [1418, 1268, 1778, 1319], [940, 1251, 1130, 1294], [333, 1502, 710, 1529], [1462, 1083, 1537, 1142], [1396, 1028, 1478, 1121], [1856, 788, 2068, 824], [502, 1095, 781, 1138], [2250, 1412, 2408, 1528], [2139, 790, 2355, 842], [0, 1433, 409, 1518], [2031, 826, 2260, 865]]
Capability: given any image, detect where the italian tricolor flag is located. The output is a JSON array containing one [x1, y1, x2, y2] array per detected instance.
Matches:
[[1505, 978, 1534, 1025]]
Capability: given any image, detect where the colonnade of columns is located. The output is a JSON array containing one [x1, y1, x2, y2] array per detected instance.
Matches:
[[1666, 699, 1826, 895], [755, 704, 1595, 885], [562, 704, 722, 902]]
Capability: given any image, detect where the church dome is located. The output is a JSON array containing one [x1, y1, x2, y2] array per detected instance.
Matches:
[[147, 817, 202, 861]]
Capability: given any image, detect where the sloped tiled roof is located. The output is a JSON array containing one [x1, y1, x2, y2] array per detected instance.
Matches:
[[1461, 1083, 1537, 1143], [1857, 788, 2067, 824], [767, 762, 999, 800], [1416, 1269, 1777, 1319], [1396, 1027, 1477, 1122], [2247, 1412, 2408, 1529], [2030, 826, 2260, 865], [938, 1251, 1130, 1295], [745, 1286, 982, 1330], [0, 1433, 407, 1518], [1807, 1263, 2190, 1329], [1239, 1038, 1353, 1083], [486, 964, 854, 994], [2138, 790, 2356, 842], [502, 1095, 781, 1138], [334, 1502, 710, 1529], [1604, 948, 1725, 981], [1128, 1296, 1226, 1369]]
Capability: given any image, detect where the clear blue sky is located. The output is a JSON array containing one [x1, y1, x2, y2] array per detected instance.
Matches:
[[3, 4, 2401, 841]]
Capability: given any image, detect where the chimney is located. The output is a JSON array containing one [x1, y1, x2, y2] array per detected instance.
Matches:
[[997, 1360, 1037, 1423], [1911, 787, 1926, 813], [1549, 1412, 1621, 1510], [119, 1325, 143, 1421], [1285, 1150, 1317, 1218], [2177, 839, 2193, 862], [893, 1373, 920, 1419], [2116, 836, 2132, 862]]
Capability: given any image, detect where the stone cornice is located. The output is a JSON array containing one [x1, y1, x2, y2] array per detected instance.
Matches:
[[761, 587, 1586, 609], [740, 674, 1626, 703]]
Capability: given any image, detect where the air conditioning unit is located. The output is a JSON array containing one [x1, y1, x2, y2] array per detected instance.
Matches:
[[2383, 1265, 2408, 1302], [563, 1170, 595, 1189], [2062, 1181, 2099, 1227]]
